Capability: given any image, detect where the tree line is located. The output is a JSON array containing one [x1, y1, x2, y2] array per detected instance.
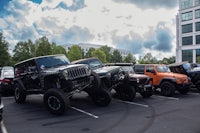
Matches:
[[0, 32, 175, 66]]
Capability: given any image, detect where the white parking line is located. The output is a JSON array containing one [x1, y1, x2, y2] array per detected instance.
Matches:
[[188, 92, 200, 96], [2, 96, 14, 100], [153, 95, 179, 100], [1, 121, 8, 133], [113, 99, 149, 108], [70, 106, 99, 119]]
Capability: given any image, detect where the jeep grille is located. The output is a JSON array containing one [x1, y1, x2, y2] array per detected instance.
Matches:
[[67, 67, 88, 80]]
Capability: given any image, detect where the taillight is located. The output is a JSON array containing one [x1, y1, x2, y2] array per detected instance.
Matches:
[[1, 78, 11, 84]]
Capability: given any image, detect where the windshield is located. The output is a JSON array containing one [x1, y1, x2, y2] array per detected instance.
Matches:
[[122, 66, 135, 74], [36, 55, 70, 69], [156, 65, 170, 72], [183, 63, 192, 72], [88, 59, 102, 69]]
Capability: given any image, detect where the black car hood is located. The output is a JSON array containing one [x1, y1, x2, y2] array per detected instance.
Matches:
[[93, 66, 121, 74]]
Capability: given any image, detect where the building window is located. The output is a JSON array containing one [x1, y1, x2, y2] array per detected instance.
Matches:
[[196, 22, 200, 31], [182, 11, 193, 21], [182, 36, 193, 45], [195, 9, 200, 19], [196, 49, 200, 63], [196, 35, 200, 44], [182, 23, 193, 33], [195, 0, 200, 6], [181, 0, 193, 9], [182, 50, 193, 62]]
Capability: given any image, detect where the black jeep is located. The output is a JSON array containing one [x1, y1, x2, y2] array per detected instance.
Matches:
[[106, 63, 153, 98], [168, 62, 200, 91], [13, 54, 111, 115], [72, 57, 136, 101]]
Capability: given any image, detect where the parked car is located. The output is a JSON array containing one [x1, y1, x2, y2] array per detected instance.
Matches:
[[105, 63, 153, 98], [134, 64, 191, 96], [168, 62, 200, 91], [13, 54, 111, 115], [0, 95, 3, 121], [72, 57, 136, 101], [0, 66, 14, 95]]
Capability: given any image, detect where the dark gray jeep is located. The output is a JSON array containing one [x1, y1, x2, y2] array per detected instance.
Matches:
[[168, 62, 200, 91], [72, 57, 136, 101], [106, 63, 153, 98], [13, 54, 111, 115]]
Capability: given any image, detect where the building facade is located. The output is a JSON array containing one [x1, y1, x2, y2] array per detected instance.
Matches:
[[64, 43, 131, 59], [176, 0, 200, 63]]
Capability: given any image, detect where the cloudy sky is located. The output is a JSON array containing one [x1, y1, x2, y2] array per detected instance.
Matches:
[[0, 0, 178, 59]]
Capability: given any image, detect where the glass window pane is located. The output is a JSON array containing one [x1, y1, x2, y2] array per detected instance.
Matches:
[[182, 36, 193, 45], [196, 35, 200, 44], [181, 0, 193, 9], [182, 23, 193, 33], [195, 0, 200, 6], [182, 11, 193, 21], [195, 9, 200, 19], [196, 49, 200, 63], [196, 22, 200, 31], [182, 50, 193, 63]]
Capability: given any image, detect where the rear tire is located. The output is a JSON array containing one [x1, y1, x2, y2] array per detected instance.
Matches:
[[43, 89, 69, 115], [115, 84, 136, 101], [14, 83, 26, 103], [140, 90, 153, 98], [160, 81, 175, 97]]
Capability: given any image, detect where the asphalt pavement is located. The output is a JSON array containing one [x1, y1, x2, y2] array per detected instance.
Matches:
[[1, 89, 200, 133]]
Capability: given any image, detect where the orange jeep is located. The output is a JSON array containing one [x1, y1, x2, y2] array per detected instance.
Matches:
[[134, 64, 191, 96]]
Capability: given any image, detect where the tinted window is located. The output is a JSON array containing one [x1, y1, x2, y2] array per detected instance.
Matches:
[[156, 65, 170, 72], [134, 65, 144, 74], [146, 66, 154, 73], [182, 24, 193, 33]]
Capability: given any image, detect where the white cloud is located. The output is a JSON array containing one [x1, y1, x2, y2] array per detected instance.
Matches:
[[0, 0, 178, 59]]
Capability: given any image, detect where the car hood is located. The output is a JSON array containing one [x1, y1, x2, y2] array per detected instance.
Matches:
[[41, 64, 87, 73], [93, 66, 121, 74], [129, 73, 148, 78], [158, 72, 188, 78]]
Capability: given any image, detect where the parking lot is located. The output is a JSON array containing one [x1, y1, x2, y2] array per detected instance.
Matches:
[[1, 89, 200, 133]]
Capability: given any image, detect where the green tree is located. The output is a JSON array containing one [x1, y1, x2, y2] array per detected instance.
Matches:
[[52, 43, 67, 55], [138, 53, 157, 64], [111, 50, 122, 63], [123, 53, 136, 63], [100, 45, 112, 62], [68, 45, 82, 61], [35, 36, 52, 56], [0, 33, 11, 66], [13, 40, 35, 62], [85, 48, 95, 58], [91, 49, 106, 63]]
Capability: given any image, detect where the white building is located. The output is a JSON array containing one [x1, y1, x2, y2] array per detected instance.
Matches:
[[176, 0, 200, 63], [64, 43, 131, 59]]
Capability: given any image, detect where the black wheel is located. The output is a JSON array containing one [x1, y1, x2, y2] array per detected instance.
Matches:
[[43, 89, 69, 115], [196, 82, 200, 91], [14, 83, 26, 103], [91, 71, 101, 89], [118, 85, 136, 101], [92, 89, 111, 107], [160, 81, 175, 97], [140, 90, 153, 98], [178, 88, 190, 94]]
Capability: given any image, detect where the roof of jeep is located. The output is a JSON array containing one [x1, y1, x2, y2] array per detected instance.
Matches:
[[14, 54, 65, 66], [168, 62, 188, 67], [134, 64, 166, 66], [105, 63, 134, 66], [71, 57, 99, 64]]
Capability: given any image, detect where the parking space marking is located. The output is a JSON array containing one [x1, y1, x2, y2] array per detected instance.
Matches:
[[188, 92, 200, 96], [70, 106, 99, 119], [153, 95, 179, 100], [1, 121, 8, 133], [114, 99, 149, 108], [2, 96, 14, 100]]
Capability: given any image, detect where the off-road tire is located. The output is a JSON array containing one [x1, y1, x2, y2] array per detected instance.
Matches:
[[160, 81, 175, 97], [43, 89, 69, 115], [14, 83, 26, 103], [178, 88, 190, 94], [115, 84, 136, 101], [140, 90, 153, 98], [196, 82, 200, 91], [92, 89, 111, 107]]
